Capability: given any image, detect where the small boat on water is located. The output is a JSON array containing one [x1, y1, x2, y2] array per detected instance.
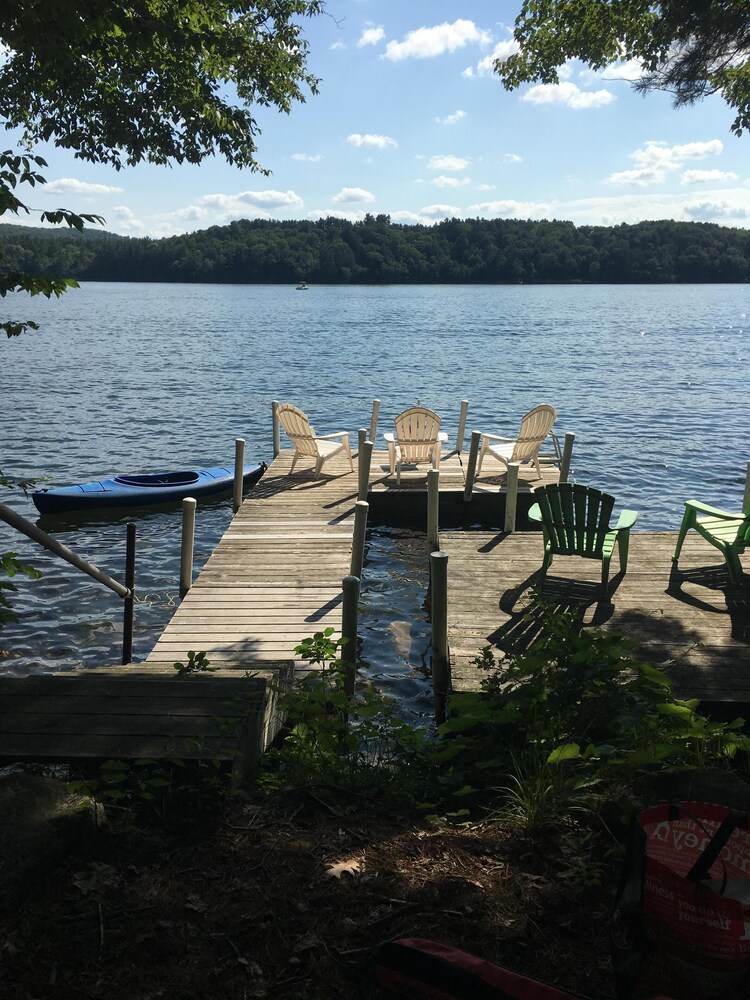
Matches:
[[296, 281, 308, 290], [32, 463, 266, 514]]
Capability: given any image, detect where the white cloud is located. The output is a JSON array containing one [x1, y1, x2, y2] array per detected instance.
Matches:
[[599, 59, 646, 83], [46, 178, 123, 195], [390, 210, 423, 225], [504, 153, 523, 164], [330, 41, 346, 51], [332, 187, 375, 204], [195, 189, 303, 221], [419, 203, 460, 220], [200, 189, 303, 210], [609, 139, 724, 186], [347, 133, 397, 149], [436, 110, 466, 126], [522, 81, 614, 109], [468, 199, 551, 219], [476, 183, 496, 192], [112, 206, 145, 232], [428, 154, 469, 172], [292, 152, 323, 162], [357, 26, 385, 48], [465, 38, 519, 77], [308, 209, 367, 223], [685, 200, 750, 221], [432, 175, 471, 188], [682, 169, 739, 185], [172, 205, 208, 221], [384, 19, 491, 61]]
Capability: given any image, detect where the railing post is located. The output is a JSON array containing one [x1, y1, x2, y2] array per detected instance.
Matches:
[[559, 432, 575, 484], [357, 427, 366, 456], [428, 468, 440, 550], [430, 551, 450, 718], [180, 497, 196, 599], [456, 399, 469, 454], [504, 462, 520, 533], [349, 500, 369, 579], [121, 522, 136, 665], [233, 436, 245, 513], [744, 460, 750, 512], [369, 399, 380, 444], [463, 430, 481, 501], [341, 574, 360, 697], [358, 440, 373, 502], [272, 400, 280, 458]]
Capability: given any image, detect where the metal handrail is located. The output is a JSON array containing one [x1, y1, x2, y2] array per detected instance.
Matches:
[[0, 499, 136, 663]]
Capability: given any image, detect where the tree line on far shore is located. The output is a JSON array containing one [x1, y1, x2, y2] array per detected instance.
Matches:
[[2, 214, 750, 285]]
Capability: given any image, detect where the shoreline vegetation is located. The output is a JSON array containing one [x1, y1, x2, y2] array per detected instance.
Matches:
[[2, 215, 750, 285]]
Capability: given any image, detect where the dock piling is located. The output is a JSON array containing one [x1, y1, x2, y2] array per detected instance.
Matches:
[[560, 432, 575, 483], [350, 501, 369, 579], [504, 462, 520, 533], [456, 399, 469, 454], [463, 431, 481, 501], [233, 437, 245, 513], [430, 551, 450, 716], [180, 497, 196, 599], [272, 400, 280, 458], [427, 468, 440, 549], [358, 440, 373, 502], [122, 523, 136, 664], [369, 399, 380, 444], [341, 574, 360, 696]]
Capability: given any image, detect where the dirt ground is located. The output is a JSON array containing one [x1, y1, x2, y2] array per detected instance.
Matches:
[[0, 787, 622, 1000]]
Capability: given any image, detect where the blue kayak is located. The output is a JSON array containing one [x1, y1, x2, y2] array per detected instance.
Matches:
[[32, 463, 266, 514]]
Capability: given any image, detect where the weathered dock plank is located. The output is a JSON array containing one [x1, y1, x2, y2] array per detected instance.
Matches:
[[441, 529, 750, 705]]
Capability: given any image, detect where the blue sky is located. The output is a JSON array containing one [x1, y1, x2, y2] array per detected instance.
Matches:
[[6, 0, 750, 238]]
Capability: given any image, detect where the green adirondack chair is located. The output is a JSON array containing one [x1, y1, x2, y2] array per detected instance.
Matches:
[[672, 499, 750, 586], [528, 483, 639, 598]]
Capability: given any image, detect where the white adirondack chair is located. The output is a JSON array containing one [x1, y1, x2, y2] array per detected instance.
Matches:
[[476, 404, 557, 479], [383, 406, 448, 485], [276, 403, 352, 478]]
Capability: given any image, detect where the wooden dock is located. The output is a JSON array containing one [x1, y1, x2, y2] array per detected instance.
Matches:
[[441, 529, 750, 708], [2, 439, 748, 766]]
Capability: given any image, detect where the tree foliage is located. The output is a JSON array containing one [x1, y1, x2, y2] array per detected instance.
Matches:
[[0, 0, 323, 171], [496, 1, 750, 136], [3, 214, 749, 286]]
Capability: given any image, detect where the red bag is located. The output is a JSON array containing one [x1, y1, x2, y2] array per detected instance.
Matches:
[[613, 801, 750, 998], [375, 937, 580, 999]]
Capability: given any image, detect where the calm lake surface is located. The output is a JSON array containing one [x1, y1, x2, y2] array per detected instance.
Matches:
[[2, 283, 748, 713]]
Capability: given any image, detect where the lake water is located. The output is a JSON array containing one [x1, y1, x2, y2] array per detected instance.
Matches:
[[2, 282, 748, 713]]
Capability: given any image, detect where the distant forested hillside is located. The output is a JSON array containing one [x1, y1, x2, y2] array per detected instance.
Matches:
[[2, 215, 750, 284]]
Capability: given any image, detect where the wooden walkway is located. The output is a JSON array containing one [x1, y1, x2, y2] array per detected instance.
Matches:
[[145, 448, 362, 668], [441, 529, 750, 706]]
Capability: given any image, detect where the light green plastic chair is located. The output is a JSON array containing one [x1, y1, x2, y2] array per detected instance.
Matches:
[[672, 500, 750, 586], [529, 482, 638, 599]]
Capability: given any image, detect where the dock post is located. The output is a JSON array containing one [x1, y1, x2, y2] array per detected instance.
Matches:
[[744, 460, 750, 511], [350, 500, 369, 579], [559, 432, 575, 483], [504, 462, 520, 533], [341, 574, 360, 697], [463, 431, 481, 501], [456, 399, 469, 454], [430, 551, 450, 718], [369, 399, 380, 444], [233, 437, 245, 513], [358, 440, 373, 502], [180, 498, 196, 599], [428, 468, 440, 550], [272, 400, 280, 458], [122, 522, 136, 665]]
